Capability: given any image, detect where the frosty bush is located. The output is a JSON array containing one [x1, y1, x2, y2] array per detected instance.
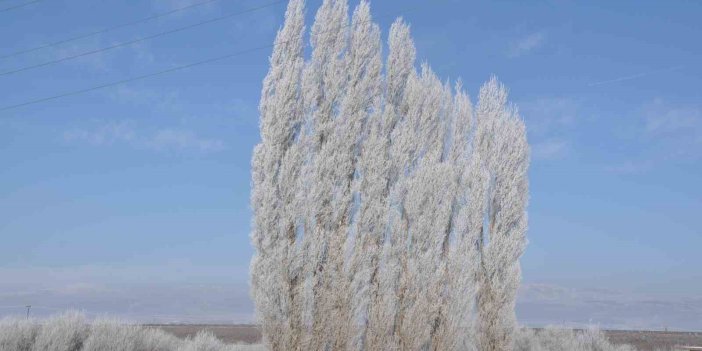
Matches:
[[0, 312, 639, 350], [250, 0, 529, 350], [32, 311, 89, 351], [514, 327, 635, 351], [82, 319, 179, 351], [0, 316, 39, 351], [0, 312, 264, 351]]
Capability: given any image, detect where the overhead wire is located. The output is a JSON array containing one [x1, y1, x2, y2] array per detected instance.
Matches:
[[0, 43, 273, 112], [0, 0, 226, 60], [0, 5, 421, 112], [0, 0, 43, 13], [0, 0, 286, 77]]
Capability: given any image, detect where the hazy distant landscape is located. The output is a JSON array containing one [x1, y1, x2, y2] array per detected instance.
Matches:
[[2, 280, 700, 330]]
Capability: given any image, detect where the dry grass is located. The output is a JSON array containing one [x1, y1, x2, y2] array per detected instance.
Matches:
[[605, 330, 702, 351]]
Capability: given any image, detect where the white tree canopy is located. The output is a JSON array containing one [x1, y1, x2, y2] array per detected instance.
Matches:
[[250, 1, 529, 350]]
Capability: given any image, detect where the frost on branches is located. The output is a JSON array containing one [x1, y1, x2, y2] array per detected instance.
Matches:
[[250, 1, 529, 350]]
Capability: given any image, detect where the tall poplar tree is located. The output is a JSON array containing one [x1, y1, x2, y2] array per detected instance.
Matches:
[[250, 2, 529, 350]]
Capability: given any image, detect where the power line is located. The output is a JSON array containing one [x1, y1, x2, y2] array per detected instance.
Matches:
[[0, 0, 43, 13], [0, 7, 421, 112], [0, 44, 273, 112], [0, 0, 286, 77], [1, 0, 225, 60]]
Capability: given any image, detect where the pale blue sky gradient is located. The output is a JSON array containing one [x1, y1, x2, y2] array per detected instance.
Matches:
[[1, 0, 700, 329]]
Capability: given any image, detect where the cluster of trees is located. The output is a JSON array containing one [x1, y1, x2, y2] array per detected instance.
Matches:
[[250, 1, 529, 350]]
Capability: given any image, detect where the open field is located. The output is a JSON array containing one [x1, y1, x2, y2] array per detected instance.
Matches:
[[150, 324, 702, 351], [605, 330, 702, 351]]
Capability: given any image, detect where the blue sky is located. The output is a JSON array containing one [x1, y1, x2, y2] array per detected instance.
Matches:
[[1, 0, 700, 329]]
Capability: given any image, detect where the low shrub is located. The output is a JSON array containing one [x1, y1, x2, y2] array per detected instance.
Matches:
[[1, 311, 635, 350], [515, 327, 635, 351], [0, 312, 263, 351]]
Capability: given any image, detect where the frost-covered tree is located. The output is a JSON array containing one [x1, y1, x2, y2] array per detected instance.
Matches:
[[299, 0, 350, 349], [249, 0, 305, 349], [474, 77, 530, 351], [250, 1, 529, 350]]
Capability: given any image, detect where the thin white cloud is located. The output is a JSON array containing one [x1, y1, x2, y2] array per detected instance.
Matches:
[[130, 42, 157, 67], [531, 139, 568, 160], [108, 86, 182, 115], [588, 66, 683, 87], [644, 99, 701, 137], [520, 97, 578, 137], [52, 38, 113, 72], [50, 36, 164, 74], [519, 97, 579, 161], [606, 160, 653, 175], [642, 99, 702, 158], [146, 128, 225, 152], [606, 99, 701, 173], [508, 32, 545, 58], [63, 121, 136, 146], [63, 121, 225, 154]]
